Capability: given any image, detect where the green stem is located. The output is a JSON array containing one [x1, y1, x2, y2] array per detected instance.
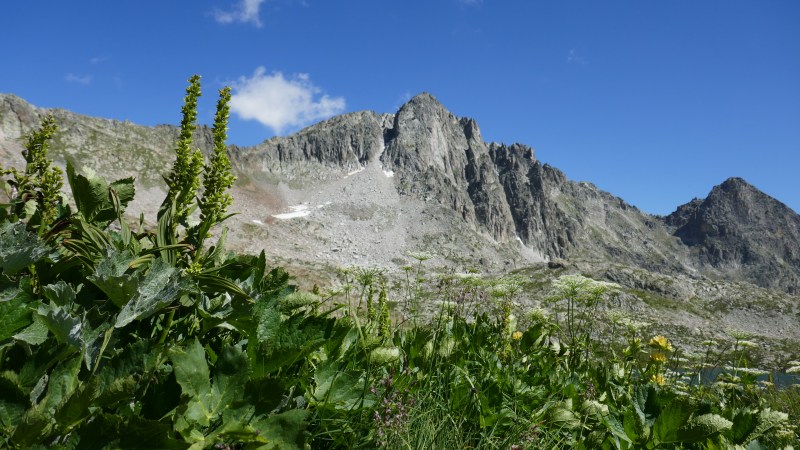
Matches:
[[158, 309, 176, 344]]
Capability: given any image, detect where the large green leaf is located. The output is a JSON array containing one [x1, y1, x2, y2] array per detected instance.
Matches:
[[13, 315, 49, 346], [251, 409, 310, 450], [171, 339, 249, 438], [677, 413, 733, 443], [652, 396, 694, 445], [36, 302, 82, 349], [171, 338, 212, 428], [0, 400, 26, 434], [42, 280, 79, 307], [311, 364, 370, 410], [88, 249, 142, 308], [0, 283, 34, 341], [66, 161, 135, 226], [0, 222, 52, 275], [115, 258, 185, 328]]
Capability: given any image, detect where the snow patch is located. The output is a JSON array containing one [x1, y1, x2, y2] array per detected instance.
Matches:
[[273, 204, 311, 220], [383, 170, 395, 178], [272, 201, 333, 220], [344, 166, 365, 178]]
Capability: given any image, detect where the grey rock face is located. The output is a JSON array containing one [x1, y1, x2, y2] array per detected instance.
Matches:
[[381, 93, 515, 240], [0, 93, 214, 187], [231, 111, 389, 184], [666, 177, 800, 293], [2, 92, 798, 294]]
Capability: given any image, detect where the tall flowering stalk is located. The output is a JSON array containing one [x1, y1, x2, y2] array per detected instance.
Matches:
[[198, 86, 235, 226], [163, 75, 204, 224], [1, 115, 64, 231], [191, 86, 236, 253]]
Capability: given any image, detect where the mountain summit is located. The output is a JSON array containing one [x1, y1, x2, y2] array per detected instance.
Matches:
[[667, 177, 800, 293], [1, 92, 799, 294]]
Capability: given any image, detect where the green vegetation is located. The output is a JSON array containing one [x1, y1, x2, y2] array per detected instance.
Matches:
[[1, 77, 798, 449]]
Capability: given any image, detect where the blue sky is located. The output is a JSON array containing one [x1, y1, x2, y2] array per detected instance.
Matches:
[[2, 1, 798, 215]]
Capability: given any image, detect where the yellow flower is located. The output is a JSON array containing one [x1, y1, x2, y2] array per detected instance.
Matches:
[[649, 335, 673, 352], [511, 331, 523, 341], [650, 351, 668, 363], [650, 374, 666, 386]]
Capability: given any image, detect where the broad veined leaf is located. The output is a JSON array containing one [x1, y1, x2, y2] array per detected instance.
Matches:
[[0, 222, 52, 275], [171, 340, 249, 437], [12, 357, 82, 446], [250, 409, 310, 450], [13, 314, 49, 346], [311, 364, 370, 410], [36, 302, 82, 349], [115, 258, 185, 328], [53, 376, 100, 430], [652, 396, 694, 445], [42, 280, 78, 307], [677, 413, 733, 443], [82, 321, 113, 372], [9, 401, 53, 448], [66, 161, 135, 226], [170, 338, 212, 430], [88, 249, 142, 308], [0, 400, 26, 433], [0, 283, 34, 341], [42, 353, 83, 412]]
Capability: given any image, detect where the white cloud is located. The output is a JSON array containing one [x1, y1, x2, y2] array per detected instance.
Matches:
[[65, 73, 92, 85], [567, 49, 588, 66], [214, 0, 267, 26], [230, 67, 346, 134]]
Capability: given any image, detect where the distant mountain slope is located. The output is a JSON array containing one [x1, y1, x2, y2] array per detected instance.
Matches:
[[2, 92, 798, 294], [666, 177, 800, 293], [0, 93, 214, 187]]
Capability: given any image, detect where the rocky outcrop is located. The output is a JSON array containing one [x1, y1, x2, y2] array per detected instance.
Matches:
[[0, 93, 214, 187], [231, 111, 390, 184], [2, 92, 798, 294], [381, 93, 515, 240], [666, 177, 800, 293]]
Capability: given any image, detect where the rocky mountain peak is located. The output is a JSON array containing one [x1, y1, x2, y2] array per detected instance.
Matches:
[[666, 177, 800, 292]]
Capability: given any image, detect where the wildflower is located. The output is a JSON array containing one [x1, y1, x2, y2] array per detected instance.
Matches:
[[650, 351, 668, 363], [650, 373, 666, 386], [526, 308, 549, 324], [726, 328, 753, 341], [512, 331, 523, 341], [784, 365, 800, 374], [648, 335, 673, 352], [407, 251, 433, 262]]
